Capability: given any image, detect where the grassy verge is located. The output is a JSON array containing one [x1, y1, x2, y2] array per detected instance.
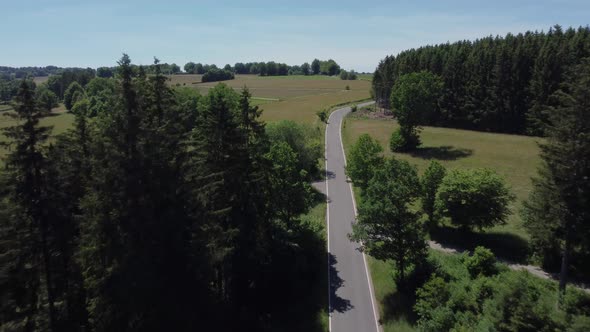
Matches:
[[303, 201, 329, 332]]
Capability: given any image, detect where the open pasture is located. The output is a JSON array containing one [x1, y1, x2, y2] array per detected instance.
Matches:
[[169, 74, 371, 123], [342, 115, 541, 243]]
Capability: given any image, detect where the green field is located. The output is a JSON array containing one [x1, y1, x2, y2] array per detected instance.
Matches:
[[0, 108, 74, 160], [169, 74, 371, 123], [342, 114, 541, 241]]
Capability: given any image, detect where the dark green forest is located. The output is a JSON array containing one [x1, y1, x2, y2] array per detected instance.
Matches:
[[373, 25, 590, 135], [0, 55, 326, 331]]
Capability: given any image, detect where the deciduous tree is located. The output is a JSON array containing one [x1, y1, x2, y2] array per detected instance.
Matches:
[[350, 158, 426, 280]]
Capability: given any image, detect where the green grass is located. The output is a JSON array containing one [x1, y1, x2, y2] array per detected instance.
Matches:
[[358, 74, 374, 81], [342, 116, 541, 241], [0, 111, 74, 160], [369, 258, 418, 332], [304, 201, 329, 332]]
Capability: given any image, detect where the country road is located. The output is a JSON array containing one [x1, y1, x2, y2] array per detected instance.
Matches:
[[317, 102, 381, 332]]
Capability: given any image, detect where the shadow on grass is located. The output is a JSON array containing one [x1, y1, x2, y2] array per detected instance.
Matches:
[[408, 146, 473, 161], [381, 288, 418, 325], [430, 225, 530, 263], [379, 261, 436, 327], [262, 208, 329, 332]]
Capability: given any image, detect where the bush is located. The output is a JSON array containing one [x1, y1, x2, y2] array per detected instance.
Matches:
[[266, 120, 322, 179], [465, 246, 497, 278], [351, 105, 357, 112], [389, 128, 420, 152], [316, 109, 328, 123], [435, 169, 515, 230], [415, 252, 590, 331]]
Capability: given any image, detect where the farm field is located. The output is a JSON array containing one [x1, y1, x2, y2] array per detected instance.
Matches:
[[168, 74, 371, 123], [1, 74, 369, 160], [342, 113, 541, 246]]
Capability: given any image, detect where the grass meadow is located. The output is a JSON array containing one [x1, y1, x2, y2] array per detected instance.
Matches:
[[168, 74, 371, 123], [0, 107, 74, 160], [342, 115, 541, 242]]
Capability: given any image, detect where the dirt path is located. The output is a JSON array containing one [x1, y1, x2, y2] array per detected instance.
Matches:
[[428, 240, 590, 293]]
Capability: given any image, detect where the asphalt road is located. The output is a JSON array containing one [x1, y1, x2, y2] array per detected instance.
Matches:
[[322, 102, 381, 332]]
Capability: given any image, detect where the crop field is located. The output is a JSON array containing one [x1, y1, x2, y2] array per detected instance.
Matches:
[[342, 114, 541, 244], [169, 74, 371, 123]]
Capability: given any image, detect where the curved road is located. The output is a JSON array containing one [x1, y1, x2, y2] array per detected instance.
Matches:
[[322, 102, 381, 332]]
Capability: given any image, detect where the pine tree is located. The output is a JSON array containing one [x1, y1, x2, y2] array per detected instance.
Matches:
[[522, 59, 590, 297], [1, 80, 57, 330]]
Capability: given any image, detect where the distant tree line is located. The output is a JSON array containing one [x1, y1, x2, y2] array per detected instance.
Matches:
[[0, 66, 65, 79], [184, 58, 349, 77], [0, 55, 326, 331], [373, 25, 590, 135]]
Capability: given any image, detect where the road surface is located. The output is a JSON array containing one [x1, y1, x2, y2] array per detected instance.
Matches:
[[321, 102, 381, 332]]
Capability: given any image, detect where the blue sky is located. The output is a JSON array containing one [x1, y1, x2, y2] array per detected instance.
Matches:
[[1, 0, 589, 72]]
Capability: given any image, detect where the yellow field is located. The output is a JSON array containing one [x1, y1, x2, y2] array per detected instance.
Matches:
[[169, 74, 371, 123]]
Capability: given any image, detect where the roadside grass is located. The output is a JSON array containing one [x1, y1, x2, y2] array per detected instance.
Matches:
[[342, 116, 540, 246], [301, 200, 329, 332], [369, 257, 418, 332]]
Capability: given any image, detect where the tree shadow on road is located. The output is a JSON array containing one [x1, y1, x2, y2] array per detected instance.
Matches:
[[329, 254, 353, 313], [408, 146, 473, 161]]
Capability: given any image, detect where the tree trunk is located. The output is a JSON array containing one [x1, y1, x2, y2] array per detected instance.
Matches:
[[40, 223, 57, 332], [558, 227, 572, 301]]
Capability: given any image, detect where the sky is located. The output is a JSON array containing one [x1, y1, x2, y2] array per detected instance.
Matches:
[[1, 0, 589, 73]]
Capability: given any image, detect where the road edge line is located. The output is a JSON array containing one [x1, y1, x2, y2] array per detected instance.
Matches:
[[325, 110, 332, 332]]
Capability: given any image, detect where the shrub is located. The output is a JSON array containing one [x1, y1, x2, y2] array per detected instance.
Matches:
[[389, 128, 420, 152], [316, 109, 328, 123], [266, 120, 322, 179], [465, 246, 497, 278], [351, 105, 357, 112], [435, 168, 515, 230]]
